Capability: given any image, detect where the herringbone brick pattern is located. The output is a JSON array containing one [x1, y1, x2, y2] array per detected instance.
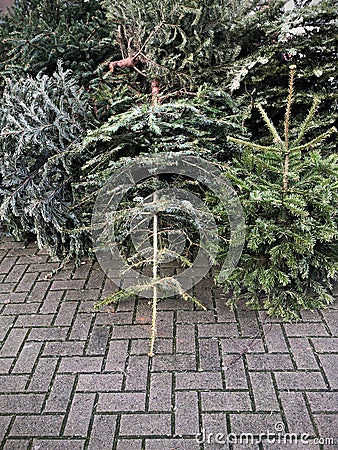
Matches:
[[0, 233, 337, 449]]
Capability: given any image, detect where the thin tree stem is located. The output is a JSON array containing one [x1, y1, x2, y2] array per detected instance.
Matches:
[[149, 190, 158, 357]]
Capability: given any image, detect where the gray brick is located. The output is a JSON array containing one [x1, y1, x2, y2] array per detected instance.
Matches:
[[86, 324, 110, 355], [111, 324, 151, 339], [54, 301, 78, 326], [223, 356, 248, 389], [152, 353, 196, 372], [0, 415, 12, 442], [275, 371, 326, 390], [149, 372, 172, 411], [0, 292, 27, 303], [307, 392, 338, 412], [66, 288, 100, 301], [12, 342, 42, 373], [28, 357, 58, 391], [318, 354, 338, 389], [40, 291, 63, 314], [175, 391, 199, 435], [177, 310, 215, 324], [27, 281, 51, 302], [96, 310, 133, 326], [51, 279, 85, 291], [31, 439, 85, 450], [0, 328, 28, 357], [0, 393, 44, 413], [116, 439, 143, 450], [0, 316, 15, 340], [246, 354, 294, 371], [69, 313, 93, 340], [58, 356, 103, 373], [15, 314, 54, 327], [0, 358, 14, 373], [311, 337, 338, 353], [64, 393, 96, 437], [249, 372, 279, 412], [230, 413, 283, 435], [322, 309, 338, 336], [3, 302, 39, 315], [2, 439, 30, 450], [280, 392, 314, 434], [97, 392, 146, 411], [125, 355, 149, 391], [105, 340, 129, 372], [284, 323, 328, 337], [201, 391, 252, 412], [44, 374, 75, 412], [119, 413, 171, 436], [289, 337, 319, 370], [0, 374, 29, 392], [146, 439, 200, 450], [77, 373, 123, 391], [0, 257, 17, 274], [198, 323, 238, 338], [176, 372, 223, 390], [88, 415, 117, 450], [221, 337, 265, 354], [43, 341, 85, 357], [201, 413, 228, 448], [28, 326, 69, 341], [199, 339, 221, 371], [15, 272, 38, 292], [5, 264, 27, 283], [176, 324, 195, 353], [237, 308, 260, 337], [263, 323, 289, 353], [313, 414, 338, 439], [10, 414, 63, 436]]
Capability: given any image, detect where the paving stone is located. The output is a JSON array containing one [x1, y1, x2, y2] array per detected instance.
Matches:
[[274, 372, 326, 390], [249, 372, 279, 412], [198, 338, 221, 371], [201, 413, 229, 449], [119, 413, 172, 436], [0, 374, 29, 392], [28, 326, 69, 341], [31, 439, 85, 450], [246, 353, 294, 371], [175, 390, 199, 435], [96, 310, 134, 325], [54, 301, 78, 326], [111, 324, 151, 339], [146, 439, 200, 449], [318, 354, 338, 388], [0, 358, 14, 374], [0, 393, 44, 413], [77, 373, 123, 391], [176, 371, 223, 390], [289, 337, 319, 370], [116, 438, 143, 450], [58, 356, 103, 373], [322, 309, 338, 336], [198, 323, 238, 338], [66, 288, 101, 301], [0, 292, 28, 303], [307, 392, 338, 412], [237, 308, 260, 338], [44, 374, 76, 412], [15, 272, 38, 292], [63, 392, 96, 437], [2, 439, 30, 450], [15, 314, 54, 327], [221, 337, 265, 354], [201, 391, 252, 412], [263, 323, 289, 353], [311, 337, 338, 353], [152, 353, 196, 372], [104, 339, 129, 372], [3, 302, 40, 315], [0, 328, 28, 357], [43, 341, 85, 357], [280, 391, 314, 434], [86, 324, 110, 355], [28, 357, 58, 391], [176, 324, 196, 353], [12, 342, 42, 373], [0, 316, 15, 340], [284, 323, 329, 337], [0, 415, 12, 442], [97, 392, 146, 411], [28, 281, 51, 302], [87, 414, 117, 450], [149, 372, 172, 412], [10, 414, 63, 436], [223, 356, 248, 390], [313, 414, 338, 439], [50, 279, 85, 291], [69, 313, 93, 340], [176, 310, 215, 324], [125, 355, 149, 391], [5, 264, 27, 283], [230, 413, 283, 435]]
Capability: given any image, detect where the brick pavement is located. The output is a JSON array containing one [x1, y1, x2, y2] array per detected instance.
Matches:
[[0, 233, 337, 450]]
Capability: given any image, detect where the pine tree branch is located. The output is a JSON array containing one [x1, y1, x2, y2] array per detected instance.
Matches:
[[227, 136, 278, 152]]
